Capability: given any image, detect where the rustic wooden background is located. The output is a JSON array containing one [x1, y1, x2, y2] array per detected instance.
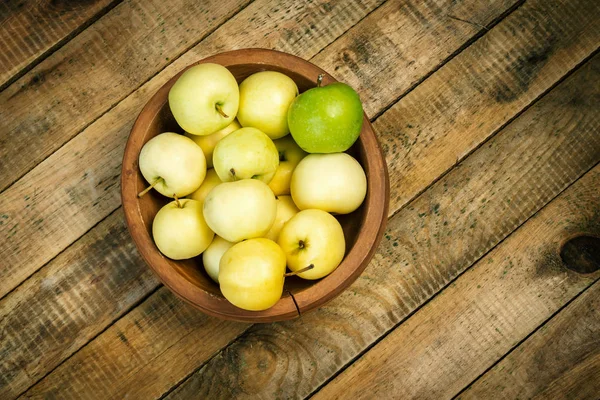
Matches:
[[1, 0, 599, 398]]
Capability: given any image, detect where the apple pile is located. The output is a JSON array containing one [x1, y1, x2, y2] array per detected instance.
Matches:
[[138, 63, 367, 311]]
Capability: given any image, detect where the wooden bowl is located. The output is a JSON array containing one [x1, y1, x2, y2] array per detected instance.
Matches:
[[121, 49, 389, 322]]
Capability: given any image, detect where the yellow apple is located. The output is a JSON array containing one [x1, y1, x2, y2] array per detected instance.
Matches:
[[278, 209, 345, 280], [169, 63, 239, 136], [152, 199, 214, 260], [219, 238, 287, 311], [237, 71, 299, 139], [187, 168, 221, 204], [138, 132, 206, 198], [203, 179, 277, 242], [202, 236, 234, 283], [212, 127, 279, 184], [264, 195, 300, 242], [291, 153, 366, 214], [268, 135, 307, 195], [185, 120, 241, 167]]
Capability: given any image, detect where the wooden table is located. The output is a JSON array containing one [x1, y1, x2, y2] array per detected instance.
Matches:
[[1, 0, 599, 398]]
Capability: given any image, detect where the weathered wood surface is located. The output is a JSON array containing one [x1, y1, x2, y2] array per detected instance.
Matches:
[[0, 210, 160, 398], [0, 0, 251, 193], [314, 163, 600, 399], [463, 279, 600, 400], [164, 48, 600, 400], [1, 0, 390, 397], [2, 3, 528, 396], [2, 0, 599, 398], [0, 0, 387, 299], [0, 0, 120, 89]]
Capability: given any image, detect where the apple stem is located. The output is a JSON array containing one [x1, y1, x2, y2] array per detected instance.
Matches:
[[284, 264, 314, 277], [298, 240, 305, 249], [317, 74, 324, 88], [138, 178, 161, 197], [173, 195, 182, 208], [230, 168, 237, 180], [215, 103, 229, 118]]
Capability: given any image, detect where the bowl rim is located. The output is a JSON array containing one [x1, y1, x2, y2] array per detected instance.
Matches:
[[121, 48, 390, 322]]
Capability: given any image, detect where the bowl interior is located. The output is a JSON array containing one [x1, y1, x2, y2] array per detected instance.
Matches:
[[122, 49, 388, 322], [136, 64, 367, 298]]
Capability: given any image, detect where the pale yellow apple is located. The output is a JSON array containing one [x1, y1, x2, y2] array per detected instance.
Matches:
[[152, 199, 214, 260], [169, 63, 239, 136], [185, 120, 241, 167], [219, 238, 286, 311], [264, 195, 300, 242], [213, 127, 279, 183], [278, 209, 345, 280], [139, 132, 206, 198], [291, 153, 367, 214], [268, 135, 307, 195], [203, 179, 277, 242], [202, 236, 234, 283], [237, 71, 299, 139], [187, 168, 221, 204]]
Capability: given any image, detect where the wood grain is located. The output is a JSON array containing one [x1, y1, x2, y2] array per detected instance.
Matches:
[[0, 0, 251, 193], [165, 51, 600, 399], [22, 288, 249, 400], [0, 0, 120, 89], [0, 0, 385, 299], [311, 0, 518, 117], [0, 210, 160, 399], [377, 0, 600, 213], [462, 280, 600, 400], [5, 0, 525, 396], [314, 165, 600, 399], [0, 1, 387, 397]]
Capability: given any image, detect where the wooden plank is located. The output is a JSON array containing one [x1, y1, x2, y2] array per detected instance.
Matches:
[[0, 0, 121, 89], [0, 0, 520, 300], [376, 0, 600, 213], [0, 0, 251, 193], [0, 1, 390, 398], [462, 280, 600, 400], [164, 52, 600, 399], [0, 210, 160, 399], [311, 0, 518, 117], [314, 167, 600, 399], [0, 0, 386, 299], [4, 0, 527, 397], [22, 287, 249, 400]]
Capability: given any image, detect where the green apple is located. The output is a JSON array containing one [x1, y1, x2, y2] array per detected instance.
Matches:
[[152, 198, 214, 260], [291, 153, 366, 214], [138, 132, 206, 198], [203, 179, 277, 242], [264, 195, 300, 242], [278, 209, 345, 280], [185, 120, 241, 167], [212, 127, 279, 183], [237, 71, 299, 139], [288, 76, 363, 153], [188, 168, 221, 204], [268, 135, 307, 195], [202, 235, 234, 283], [219, 238, 286, 311], [169, 63, 239, 136]]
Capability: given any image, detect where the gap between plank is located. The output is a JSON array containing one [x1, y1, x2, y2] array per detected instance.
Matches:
[[452, 275, 600, 399], [384, 44, 600, 224], [0, 0, 124, 93], [368, 0, 526, 122], [0, 0, 256, 196], [12, 277, 164, 399], [306, 158, 600, 400], [6, 1, 589, 396]]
